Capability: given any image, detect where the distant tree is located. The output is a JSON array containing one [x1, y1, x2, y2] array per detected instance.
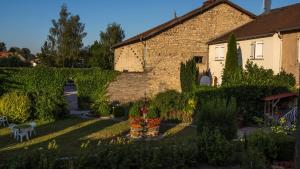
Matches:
[[20, 48, 35, 61], [98, 23, 125, 69], [37, 41, 56, 66], [0, 42, 6, 52], [88, 23, 125, 69], [46, 4, 87, 67], [8, 47, 21, 54], [222, 34, 241, 86], [0, 56, 30, 67]]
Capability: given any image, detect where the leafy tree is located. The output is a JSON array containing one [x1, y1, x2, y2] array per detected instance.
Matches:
[[0, 42, 6, 52], [222, 34, 241, 86], [8, 47, 21, 53], [180, 58, 198, 93], [0, 56, 30, 67], [46, 4, 87, 67], [89, 23, 125, 69], [37, 41, 56, 66]]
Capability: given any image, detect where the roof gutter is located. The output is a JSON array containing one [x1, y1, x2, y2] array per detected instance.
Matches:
[[207, 33, 274, 45]]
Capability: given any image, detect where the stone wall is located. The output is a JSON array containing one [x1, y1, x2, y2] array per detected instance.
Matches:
[[282, 32, 300, 86], [111, 3, 254, 102]]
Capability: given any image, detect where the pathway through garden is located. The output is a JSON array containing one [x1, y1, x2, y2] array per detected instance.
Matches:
[[64, 82, 90, 118]]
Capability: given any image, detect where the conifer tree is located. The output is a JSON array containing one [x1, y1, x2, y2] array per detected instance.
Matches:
[[222, 34, 241, 86]]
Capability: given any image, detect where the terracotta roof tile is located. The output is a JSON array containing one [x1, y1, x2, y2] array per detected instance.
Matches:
[[208, 3, 300, 44]]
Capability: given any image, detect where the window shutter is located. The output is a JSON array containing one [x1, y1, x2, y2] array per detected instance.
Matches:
[[250, 43, 255, 59], [215, 46, 219, 60], [215, 45, 224, 60], [255, 41, 263, 59]]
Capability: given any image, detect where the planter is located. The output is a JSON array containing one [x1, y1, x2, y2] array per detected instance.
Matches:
[[130, 118, 144, 138], [146, 118, 161, 137], [130, 125, 143, 138]]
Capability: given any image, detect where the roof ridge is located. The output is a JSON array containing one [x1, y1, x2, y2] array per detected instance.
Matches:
[[113, 0, 256, 48]]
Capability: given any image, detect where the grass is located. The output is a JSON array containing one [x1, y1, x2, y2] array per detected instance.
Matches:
[[0, 117, 197, 160]]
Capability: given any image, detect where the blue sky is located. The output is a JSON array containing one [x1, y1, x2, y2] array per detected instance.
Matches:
[[0, 0, 299, 54]]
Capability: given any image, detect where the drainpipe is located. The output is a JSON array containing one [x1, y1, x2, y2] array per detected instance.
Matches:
[[277, 32, 283, 72]]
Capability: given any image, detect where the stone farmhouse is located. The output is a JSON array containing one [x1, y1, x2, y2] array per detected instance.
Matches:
[[109, 0, 256, 103], [208, 2, 300, 86]]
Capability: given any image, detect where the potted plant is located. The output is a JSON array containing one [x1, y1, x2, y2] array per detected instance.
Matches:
[[145, 104, 160, 137], [129, 102, 143, 138]]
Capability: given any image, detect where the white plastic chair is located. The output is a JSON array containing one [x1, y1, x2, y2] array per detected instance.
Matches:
[[28, 122, 37, 137], [0, 116, 9, 126], [8, 123, 18, 138], [16, 129, 29, 142]]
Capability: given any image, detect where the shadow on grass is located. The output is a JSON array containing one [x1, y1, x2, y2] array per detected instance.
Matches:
[[0, 118, 128, 159], [160, 123, 197, 140]]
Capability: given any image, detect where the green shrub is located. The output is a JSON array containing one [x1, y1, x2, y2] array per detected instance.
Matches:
[[272, 133, 295, 161], [198, 128, 234, 166], [241, 147, 267, 169], [0, 68, 117, 122], [0, 91, 31, 123], [110, 101, 127, 118], [145, 103, 159, 119], [180, 58, 198, 93], [2, 138, 199, 169], [91, 90, 110, 117], [197, 96, 237, 139], [153, 90, 184, 121], [246, 130, 277, 160], [129, 102, 141, 118]]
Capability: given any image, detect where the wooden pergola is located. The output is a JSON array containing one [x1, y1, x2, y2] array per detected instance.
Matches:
[[262, 92, 298, 116]]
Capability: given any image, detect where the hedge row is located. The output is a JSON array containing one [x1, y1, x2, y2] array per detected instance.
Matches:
[[0, 68, 117, 122]]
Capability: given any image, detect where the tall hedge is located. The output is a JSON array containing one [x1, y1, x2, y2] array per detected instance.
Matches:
[[222, 34, 241, 87], [0, 68, 117, 121], [180, 58, 198, 93]]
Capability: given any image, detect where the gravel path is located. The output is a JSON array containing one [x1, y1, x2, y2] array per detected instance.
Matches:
[[64, 83, 91, 118]]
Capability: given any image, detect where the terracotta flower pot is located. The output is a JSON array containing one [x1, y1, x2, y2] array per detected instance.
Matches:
[[146, 118, 161, 137]]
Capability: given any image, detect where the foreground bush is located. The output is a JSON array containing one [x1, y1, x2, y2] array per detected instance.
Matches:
[[198, 128, 234, 166], [197, 96, 237, 139], [0, 91, 31, 123], [1, 138, 199, 169]]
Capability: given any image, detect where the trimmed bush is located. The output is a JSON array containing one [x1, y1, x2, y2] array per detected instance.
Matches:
[[180, 58, 198, 93], [0, 68, 117, 122], [198, 128, 234, 166], [197, 96, 237, 139], [152, 90, 184, 121], [0, 91, 31, 123]]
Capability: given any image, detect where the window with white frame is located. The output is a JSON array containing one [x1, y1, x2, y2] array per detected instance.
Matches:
[[250, 41, 263, 59], [298, 37, 300, 63], [215, 45, 225, 60]]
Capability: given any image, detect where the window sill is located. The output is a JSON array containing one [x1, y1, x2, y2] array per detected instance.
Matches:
[[214, 59, 225, 61], [250, 58, 264, 60]]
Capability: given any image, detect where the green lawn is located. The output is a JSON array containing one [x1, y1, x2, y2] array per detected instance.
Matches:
[[0, 117, 197, 160]]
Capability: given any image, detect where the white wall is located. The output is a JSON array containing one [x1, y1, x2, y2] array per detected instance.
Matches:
[[209, 33, 282, 85]]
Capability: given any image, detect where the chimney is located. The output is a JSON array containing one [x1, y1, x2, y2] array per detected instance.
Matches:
[[264, 0, 271, 13], [203, 0, 217, 7]]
